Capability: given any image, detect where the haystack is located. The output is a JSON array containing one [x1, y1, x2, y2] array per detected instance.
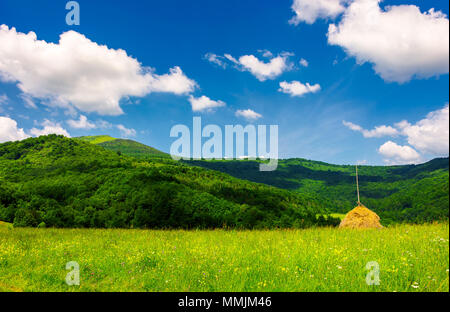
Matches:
[[339, 204, 382, 229], [339, 165, 383, 229]]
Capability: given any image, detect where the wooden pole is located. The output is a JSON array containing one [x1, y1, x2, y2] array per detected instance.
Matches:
[[356, 165, 360, 205]]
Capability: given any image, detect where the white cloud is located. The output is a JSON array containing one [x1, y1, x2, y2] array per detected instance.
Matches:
[[0, 116, 29, 142], [0, 25, 197, 116], [204, 53, 226, 68], [188, 95, 225, 112], [344, 104, 449, 163], [116, 124, 136, 138], [378, 141, 421, 165], [97, 120, 113, 129], [395, 104, 449, 156], [278, 81, 321, 97], [29, 119, 70, 137], [67, 114, 96, 129], [289, 0, 348, 25], [299, 58, 309, 67], [0, 94, 8, 113], [237, 53, 293, 81], [19, 93, 37, 109], [207, 51, 293, 81], [342, 120, 399, 138], [259, 50, 274, 58], [224, 54, 239, 63], [235, 109, 262, 121], [0, 116, 72, 143], [327, 0, 449, 83], [147, 66, 197, 95], [0, 94, 8, 105]]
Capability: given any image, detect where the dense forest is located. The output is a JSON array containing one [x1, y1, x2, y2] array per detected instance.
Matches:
[[0, 135, 340, 229], [0, 135, 447, 228], [187, 158, 449, 224], [77, 135, 449, 225]]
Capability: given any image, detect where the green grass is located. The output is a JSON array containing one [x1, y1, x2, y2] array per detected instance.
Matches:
[[0, 223, 448, 292], [97, 139, 169, 158], [0, 221, 12, 229], [76, 135, 117, 144], [75, 135, 168, 158]]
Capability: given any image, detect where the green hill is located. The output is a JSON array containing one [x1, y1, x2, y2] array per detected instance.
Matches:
[[0, 135, 447, 228], [76, 135, 117, 144], [0, 135, 338, 229], [76, 135, 169, 159], [186, 158, 449, 224]]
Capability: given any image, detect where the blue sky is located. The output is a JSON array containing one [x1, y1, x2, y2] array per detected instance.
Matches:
[[0, 0, 448, 165]]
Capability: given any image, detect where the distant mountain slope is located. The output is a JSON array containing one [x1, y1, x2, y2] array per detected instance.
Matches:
[[76, 135, 169, 158], [187, 158, 449, 223], [78, 135, 448, 224], [7, 135, 445, 226], [76, 135, 117, 144], [0, 135, 337, 229]]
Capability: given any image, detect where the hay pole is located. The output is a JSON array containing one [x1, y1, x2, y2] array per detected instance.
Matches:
[[356, 165, 361, 205]]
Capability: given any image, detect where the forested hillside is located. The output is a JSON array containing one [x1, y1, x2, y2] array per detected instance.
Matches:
[[0, 135, 339, 229], [76, 135, 448, 225], [187, 158, 449, 224]]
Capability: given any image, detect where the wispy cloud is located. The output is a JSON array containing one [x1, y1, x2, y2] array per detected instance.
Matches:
[[116, 124, 136, 138], [205, 51, 294, 81]]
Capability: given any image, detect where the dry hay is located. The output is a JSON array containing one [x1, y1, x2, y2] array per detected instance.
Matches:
[[339, 204, 383, 229]]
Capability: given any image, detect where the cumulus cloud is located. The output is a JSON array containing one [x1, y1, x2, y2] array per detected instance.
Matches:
[[29, 119, 70, 137], [188, 95, 226, 112], [236, 53, 294, 81], [147, 66, 197, 95], [342, 120, 399, 138], [327, 0, 449, 83], [235, 109, 262, 121], [378, 141, 421, 165], [0, 116, 29, 142], [278, 81, 321, 97], [205, 51, 293, 81], [0, 116, 72, 142], [67, 115, 96, 129], [0, 25, 197, 116], [344, 104, 449, 163], [116, 124, 136, 138], [395, 104, 449, 155], [289, 0, 348, 25]]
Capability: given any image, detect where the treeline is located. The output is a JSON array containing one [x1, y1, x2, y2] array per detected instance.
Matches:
[[0, 135, 340, 229]]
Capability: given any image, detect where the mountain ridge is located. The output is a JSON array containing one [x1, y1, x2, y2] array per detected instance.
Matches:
[[74, 135, 449, 224], [0, 135, 338, 228]]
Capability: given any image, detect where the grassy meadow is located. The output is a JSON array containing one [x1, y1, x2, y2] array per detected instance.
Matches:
[[0, 222, 448, 292]]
